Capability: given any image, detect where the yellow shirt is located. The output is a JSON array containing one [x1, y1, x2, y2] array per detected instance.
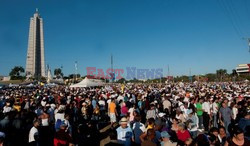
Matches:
[[109, 102, 116, 113], [13, 105, 21, 112]]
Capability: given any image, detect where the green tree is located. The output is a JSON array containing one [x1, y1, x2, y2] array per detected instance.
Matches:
[[116, 78, 127, 83], [231, 69, 237, 76], [174, 75, 189, 82], [54, 68, 63, 79], [70, 74, 80, 78], [216, 69, 227, 81], [205, 73, 217, 82], [9, 66, 25, 80], [68, 74, 74, 79]]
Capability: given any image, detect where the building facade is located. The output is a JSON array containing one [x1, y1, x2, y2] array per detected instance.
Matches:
[[25, 9, 45, 78], [236, 64, 250, 75]]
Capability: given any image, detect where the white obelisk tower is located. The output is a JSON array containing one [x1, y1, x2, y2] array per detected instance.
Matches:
[[25, 8, 45, 79]]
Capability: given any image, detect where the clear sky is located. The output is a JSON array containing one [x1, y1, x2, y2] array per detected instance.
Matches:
[[0, 0, 250, 77]]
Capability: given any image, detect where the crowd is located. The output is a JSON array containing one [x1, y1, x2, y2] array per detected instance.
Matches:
[[0, 81, 249, 146]]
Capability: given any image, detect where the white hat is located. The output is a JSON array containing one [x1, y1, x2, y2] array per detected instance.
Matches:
[[158, 113, 166, 118], [120, 117, 127, 124], [50, 104, 56, 108]]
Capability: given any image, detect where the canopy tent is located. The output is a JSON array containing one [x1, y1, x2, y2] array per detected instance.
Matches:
[[46, 83, 58, 87], [70, 77, 104, 88], [26, 83, 34, 87], [8, 83, 19, 87]]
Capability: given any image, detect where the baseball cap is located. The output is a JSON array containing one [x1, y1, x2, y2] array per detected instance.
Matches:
[[161, 131, 171, 138], [187, 109, 193, 115]]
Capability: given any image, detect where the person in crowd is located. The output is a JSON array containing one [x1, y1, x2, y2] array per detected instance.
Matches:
[[160, 131, 177, 146], [116, 117, 133, 146], [196, 98, 204, 131], [209, 127, 221, 146], [176, 123, 191, 145], [141, 129, 156, 146], [146, 103, 157, 120], [128, 104, 135, 122], [63, 114, 72, 136], [132, 115, 146, 145], [186, 109, 198, 139], [53, 122, 74, 146], [238, 111, 250, 140], [146, 118, 155, 131], [109, 98, 117, 126], [212, 98, 219, 128], [224, 126, 250, 146], [231, 102, 238, 122], [0, 81, 248, 146], [92, 103, 100, 129], [218, 126, 227, 145], [219, 102, 232, 134], [120, 102, 128, 117], [28, 119, 40, 146], [163, 96, 171, 113], [171, 118, 179, 132], [202, 97, 211, 132], [0, 132, 5, 146], [3, 102, 12, 114]]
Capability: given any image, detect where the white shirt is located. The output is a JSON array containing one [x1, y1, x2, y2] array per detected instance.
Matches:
[[202, 102, 211, 114], [41, 100, 46, 107], [41, 118, 49, 126], [55, 113, 65, 122], [232, 107, 238, 120], [117, 95, 124, 102], [183, 108, 189, 119], [98, 100, 105, 106], [132, 122, 146, 133], [212, 102, 218, 114], [128, 107, 134, 122], [24, 102, 30, 110], [163, 100, 171, 110], [107, 99, 112, 107], [29, 126, 38, 143], [3, 106, 12, 113]]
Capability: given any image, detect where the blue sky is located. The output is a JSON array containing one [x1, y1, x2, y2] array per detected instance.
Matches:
[[0, 0, 250, 77]]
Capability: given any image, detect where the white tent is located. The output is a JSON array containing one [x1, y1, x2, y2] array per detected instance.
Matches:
[[70, 77, 104, 88], [26, 83, 34, 87], [8, 83, 19, 87]]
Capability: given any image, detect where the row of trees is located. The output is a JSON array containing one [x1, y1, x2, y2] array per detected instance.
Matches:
[[8, 67, 68, 81], [7, 66, 250, 82], [115, 69, 249, 83]]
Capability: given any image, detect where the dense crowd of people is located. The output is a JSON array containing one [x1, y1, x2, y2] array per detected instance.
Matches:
[[0, 81, 249, 146]]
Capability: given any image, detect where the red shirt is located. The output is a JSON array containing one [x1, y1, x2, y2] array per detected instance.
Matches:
[[121, 106, 128, 115], [176, 130, 191, 142]]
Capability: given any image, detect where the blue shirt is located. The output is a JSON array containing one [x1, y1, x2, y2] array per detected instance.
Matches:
[[133, 122, 146, 144], [116, 126, 133, 146], [92, 99, 97, 109]]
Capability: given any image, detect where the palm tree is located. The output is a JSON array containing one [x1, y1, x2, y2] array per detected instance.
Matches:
[[9, 66, 25, 80], [216, 69, 227, 81], [54, 68, 63, 79]]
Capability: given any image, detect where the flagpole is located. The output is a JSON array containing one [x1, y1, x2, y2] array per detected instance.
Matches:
[[75, 61, 78, 82]]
